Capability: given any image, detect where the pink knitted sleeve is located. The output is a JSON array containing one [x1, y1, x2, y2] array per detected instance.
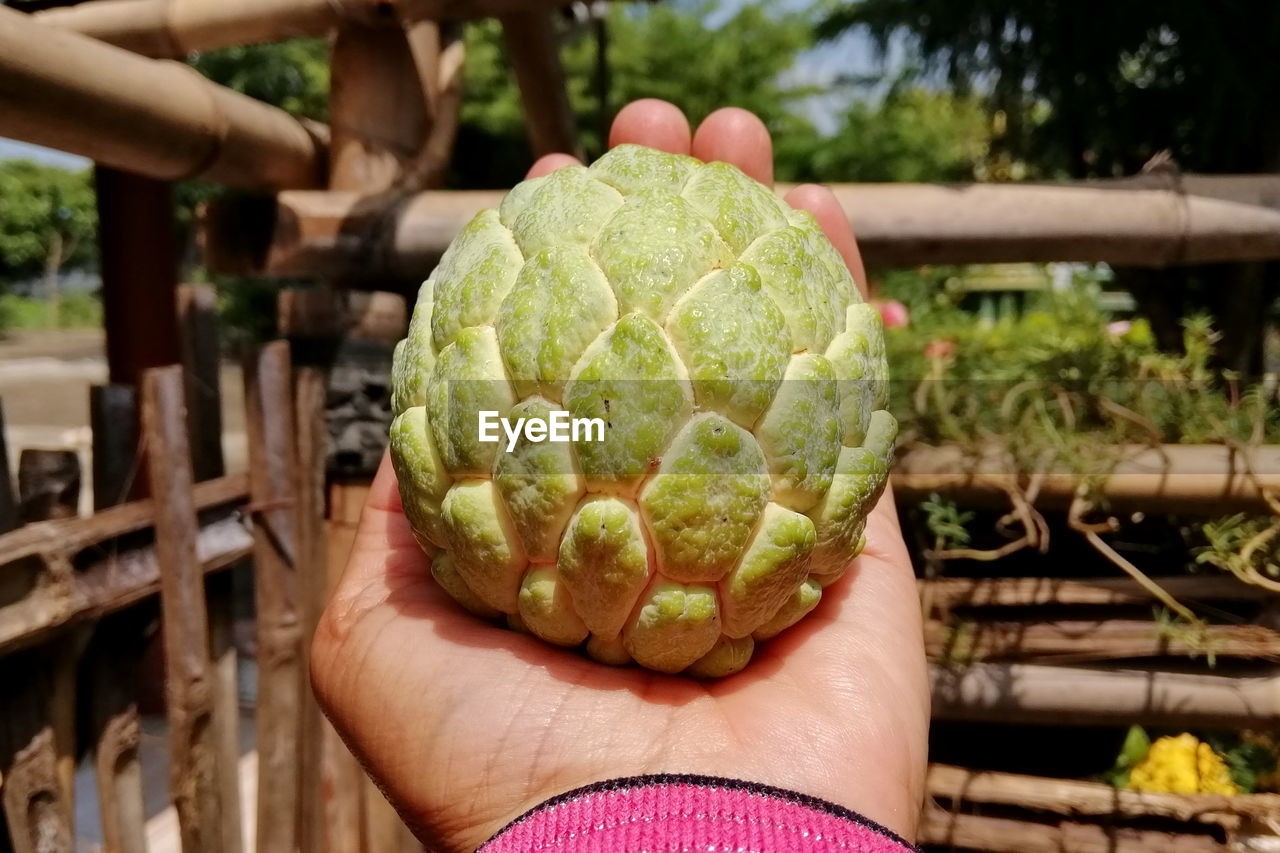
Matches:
[[478, 774, 916, 853]]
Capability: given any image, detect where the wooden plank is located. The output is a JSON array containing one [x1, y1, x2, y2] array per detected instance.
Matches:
[[177, 284, 226, 483], [0, 498, 253, 656], [2, 6, 326, 190], [90, 385, 141, 511], [244, 342, 303, 853], [317, 481, 370, 853], [930, 662, 1280, 728], [0, 474, 248, 571], [87, 386, 148, 853], [501, 11, 582, 159], [927, 763, 1280, 826], [0, 420, 73, 853], [0, 405, 18, 533], [16, 450, 85, 830], [920, 804, 1227, 853], [178, 283, 244, 853], [928, 618, 1280, 663], [920, 575, 1273, 611], [87, 610, 151, 853], [141, 364, 230, 853], [0, 654, 74, 853], [295, 368, 333, 853]]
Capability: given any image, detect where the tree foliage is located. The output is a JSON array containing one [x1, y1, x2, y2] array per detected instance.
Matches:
[[819, 1, 1280, 178], [783, 81, 990, 184], [820, 1, 1280, 371], [0, 160, 97, 284], [455, 2, 818, 187]]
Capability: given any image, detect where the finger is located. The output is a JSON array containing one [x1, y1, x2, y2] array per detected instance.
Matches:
[[784, 183, 868, 296], [609, 99, 693, 154], [525, 153, 581, 179], [691, 107, 773, 185]]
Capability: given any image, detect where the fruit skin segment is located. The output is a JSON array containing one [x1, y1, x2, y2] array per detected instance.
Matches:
[[390, 144, 893, 677]]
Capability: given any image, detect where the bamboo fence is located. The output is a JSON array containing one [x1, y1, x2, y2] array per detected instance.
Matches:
[[4, 2, 1280, 851]]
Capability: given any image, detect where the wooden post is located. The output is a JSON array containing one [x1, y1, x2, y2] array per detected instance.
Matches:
[[0, 416, 74, 853], [90, 385, 140, 512], [97, 169, 182, 391], [294, 367, 359, 853], [0, 654, 73, 853], [141, 364, 230, 853], [321, 13, 434, 848], [87, 386, 149, 853], [328, 21, 430, 193], [244, 342, 303, 853], [177, 285, 226, 482], [14, 449, 84, 833], [177, 283, 245, 853], [501, 11, 582, 159], [16, 450, 80, 524]]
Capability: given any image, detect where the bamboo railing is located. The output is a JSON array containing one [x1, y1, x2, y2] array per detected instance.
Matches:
[[894, 443, 1280, 513], [34, 0, 624, 57], [930, 663, 1280, 728], [923, 764, 1280, 853], [0, 5, 326, 190], [201, 173, 1280, 278]]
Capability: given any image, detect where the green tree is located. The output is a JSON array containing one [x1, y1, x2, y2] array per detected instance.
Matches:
[[190, 39, 330, 121], [0, 160, 97, 289], [454, 2, 818, 188], [818, 1, 1280, 371], [783, 82, 991, 184]]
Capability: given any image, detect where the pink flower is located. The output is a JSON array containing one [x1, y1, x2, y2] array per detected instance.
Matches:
[[1106, 320, 1132, 338], [924, 339, 956, 360], [874, 299, 910, 328]]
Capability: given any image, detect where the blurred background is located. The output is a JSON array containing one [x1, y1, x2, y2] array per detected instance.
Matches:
[[0, 1, 1277, 851]]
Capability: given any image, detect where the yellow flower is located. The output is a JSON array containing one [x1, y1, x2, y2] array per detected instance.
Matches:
[[1127, 734, 1239, 795]]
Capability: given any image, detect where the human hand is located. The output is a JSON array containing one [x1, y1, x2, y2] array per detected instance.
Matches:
[[310, 99, 930, 852]]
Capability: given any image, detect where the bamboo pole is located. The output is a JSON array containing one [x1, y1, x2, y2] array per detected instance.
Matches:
[[895, 443, 1280, 514], [927, 618, 1280, 663], [930, 663, 1280, 728], [243, 341, 304, 853], [202, 175, 1280, 278], [926, 763, 1280, 826], [501, 10, 583, 159], [0, 5, 325, 190], [920, 575, 1272, 611], [35, 0, 622, 56], [920, 804, 1226, 853]]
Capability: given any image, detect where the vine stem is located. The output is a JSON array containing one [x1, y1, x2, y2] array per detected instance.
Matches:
[[1068, 493, 1200, 624]]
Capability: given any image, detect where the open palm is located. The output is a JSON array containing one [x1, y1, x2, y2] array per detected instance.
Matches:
[[311, 100, 930, 853]]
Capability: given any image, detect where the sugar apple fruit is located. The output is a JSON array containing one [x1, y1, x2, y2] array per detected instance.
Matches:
[[389, 144, 895, 677]]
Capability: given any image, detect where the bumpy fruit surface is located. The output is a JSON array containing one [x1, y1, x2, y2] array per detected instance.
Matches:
[[389, 144, 894, 677]]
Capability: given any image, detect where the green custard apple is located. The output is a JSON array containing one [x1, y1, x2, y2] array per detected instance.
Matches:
[[389, 144, 895, 678]]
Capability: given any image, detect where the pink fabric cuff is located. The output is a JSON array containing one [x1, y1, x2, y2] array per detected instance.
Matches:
[[479, 774, 916, 853]]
